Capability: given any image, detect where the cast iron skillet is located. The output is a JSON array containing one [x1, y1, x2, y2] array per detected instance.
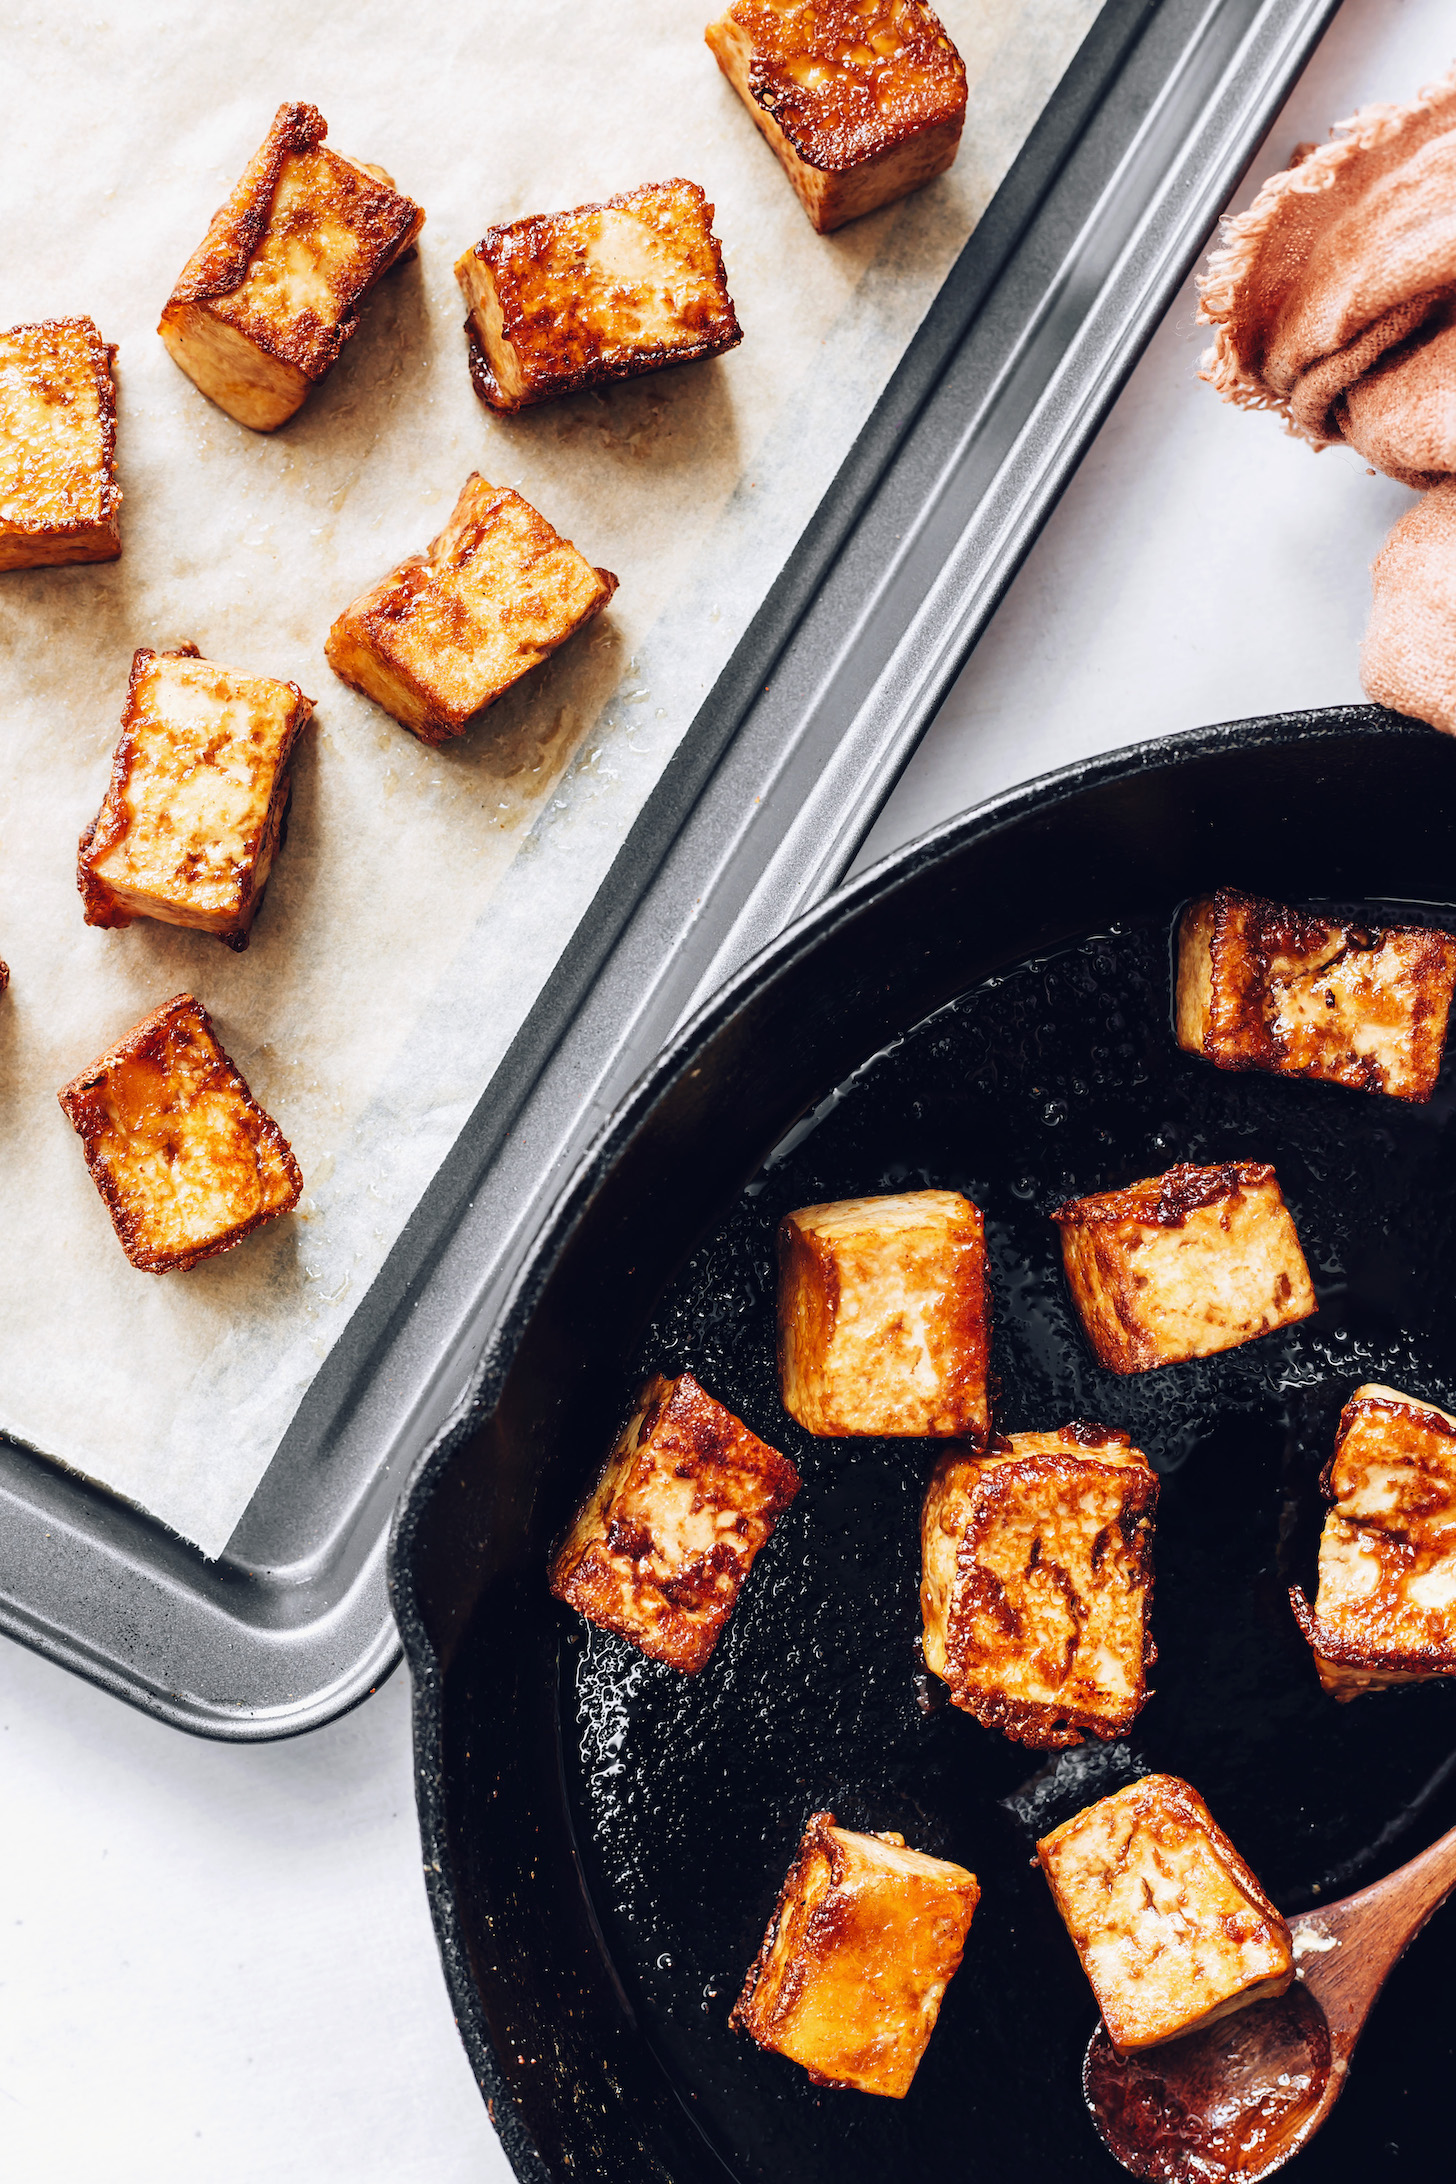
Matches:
[[390, 709, 1456, 2183]]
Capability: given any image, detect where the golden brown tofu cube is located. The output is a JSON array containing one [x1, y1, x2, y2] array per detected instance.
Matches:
[[0, 317, 120, 570], [325, 473, 617, 744], [1052, 1162, 1316, 1376], [549, 1372, 800, 1671], [705, 0, 967, 233], [1177, 888, 1456, 1102], [57, 994, 302, 1274], [159, 101, 424, 432], [78, 644, 313, 950], [921, 1424, 1157, 1747], [1037, 1775, 1294, 2054], [456, 179, 741, 413], [731, 1811, 978, 2096], [1290, 1383, 1456, 1699], [777, 1188, 989, 1439]]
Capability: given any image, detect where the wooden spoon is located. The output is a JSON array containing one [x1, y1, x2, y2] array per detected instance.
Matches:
[[1082, 1821, 1456, 2180]]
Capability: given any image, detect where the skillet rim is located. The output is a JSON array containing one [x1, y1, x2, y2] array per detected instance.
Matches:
[[387, 700, 1429, 2177]]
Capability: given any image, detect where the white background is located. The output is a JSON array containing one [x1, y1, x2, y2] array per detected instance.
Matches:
[[3, 0, 1452, 2178]]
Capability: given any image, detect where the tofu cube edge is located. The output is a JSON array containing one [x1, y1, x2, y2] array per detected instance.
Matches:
[[325, 472, 617, 743], [0, 316, 121, 570], [778, 1187, 990, 1439], [731, 1810, 978, 2096], [1038, 1774, 1294, 2053], [57, 992, 302, 1274], [549, 1370, 801, 1671], [78, 644, 314, 949]]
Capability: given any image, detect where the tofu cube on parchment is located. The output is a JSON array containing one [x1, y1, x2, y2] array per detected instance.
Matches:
[[1177, 887, 1456, 1102], [57, 994, 302, 1274], [325, 473, 617, 744], [1052, 1162, 1316, 1375], [921, 1423, 1158, 1748], [0, 317, 120, 571], [159, 101, 424, 432], [548, 1371, 800, 1672], [777, 1188, 990, 1439], [705, 0, 967, 233], [78, 645, 314, 951], [731, 1811, 978, 2096], [1290, 1383, 1456, 1699], [456, 179, 741, 413], [1037, 1774, 1294, 2054]]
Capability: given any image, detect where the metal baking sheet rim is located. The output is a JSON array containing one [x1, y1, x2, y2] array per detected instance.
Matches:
[[0, 0, 1341, 1737]]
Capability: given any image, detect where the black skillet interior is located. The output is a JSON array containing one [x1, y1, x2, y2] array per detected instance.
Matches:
[[391, 710, 1456, 2184]]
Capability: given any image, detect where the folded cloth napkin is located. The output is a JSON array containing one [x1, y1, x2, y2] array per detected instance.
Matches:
[[1197, 66, 1456, 732]]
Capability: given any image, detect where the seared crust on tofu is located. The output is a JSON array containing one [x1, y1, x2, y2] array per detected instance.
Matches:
[[1037, 1775, 1294, 2054], [549, 1371, 800, 1671], [1053, 1162, 1316, 1374], [1290, 1382, 1456, 1699], [777, 1188, 990, 1439], [159, 101, 424, 431], [0, 317, 120, 570], [78, 644, 314, 950], [57, 993, 302, 1274], [324, 472, 617, 743], [705, 1, 967, 233], [1176, 887, 1456, 1102], [731, 1811, 978, 2097], [456, 179, 741, 413], [921, 1423, 1158, 1747]]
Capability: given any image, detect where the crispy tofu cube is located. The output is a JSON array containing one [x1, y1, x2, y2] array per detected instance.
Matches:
[[921, 1424, 1158, 1747], [731, 1811, 978, 2096], [325, 472, 617, 744], [1177, 888, 1456, 1102], [1052, 1162, 1315, 1375], [57, 993, 301, 1274], [456, 179, 741, 413], [1037, 1775, 1294, 2054], [549, 1372, 800, 1671], [159, 101, 424, 432], [1290, 1383, 1456, 1699], [0, 317, 120, 571], [705, 1, 967, 234], [777, 1188, 989, 1439], [78, 644, 313, 950]]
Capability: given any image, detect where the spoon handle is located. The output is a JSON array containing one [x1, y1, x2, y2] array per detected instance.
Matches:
[[1299, 1823, 1456, 2047]]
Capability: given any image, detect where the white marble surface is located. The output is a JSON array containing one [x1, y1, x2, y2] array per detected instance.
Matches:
[[4, 2, 1452, 2179]]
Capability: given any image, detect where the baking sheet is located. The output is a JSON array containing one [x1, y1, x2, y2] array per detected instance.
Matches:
[[0, 0, 1103, 1554]]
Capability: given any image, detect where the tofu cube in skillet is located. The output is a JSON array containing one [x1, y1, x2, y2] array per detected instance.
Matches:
[[325, 472, 617, 744], [920, 1423, 1158, 1747], [731, 1810, 979, 2096], [548, 1372, 801, 1672], [78, 644, 314, 950], [1176, 887, 1456, 1101], [0, 316, 120, 570], [57, 993, 302, 1273], [777, 1188, 990, 1438], [456, 179, 741, 413], [705, 1, 968, 233], [158, 100, 424, 432], [1037, 1774, 1294, 2054], [1051, 1162, 1316, 1374], [1290, 1383, 1456, 1699]]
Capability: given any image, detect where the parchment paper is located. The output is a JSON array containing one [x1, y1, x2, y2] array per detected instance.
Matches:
[[0, 0, 1102, 1553]]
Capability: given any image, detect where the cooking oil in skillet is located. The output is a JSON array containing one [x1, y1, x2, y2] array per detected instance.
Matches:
[[559, 910, 1456, 2180]]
